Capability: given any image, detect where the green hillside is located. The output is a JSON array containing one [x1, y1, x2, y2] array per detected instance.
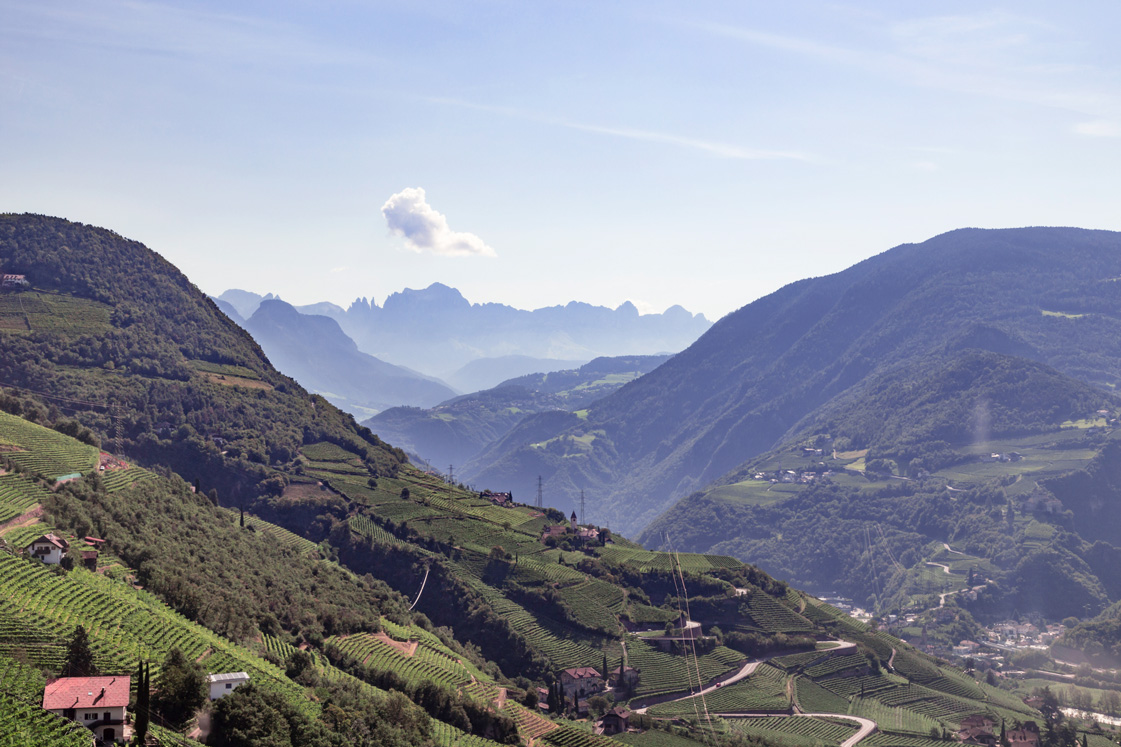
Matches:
[[367, 354, 670, 471], [0, 216, 1078, 746]]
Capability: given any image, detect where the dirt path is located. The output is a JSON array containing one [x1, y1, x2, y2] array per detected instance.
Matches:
[[942, 543, 966, 556], [0, 506, 43, 536], [926, 562, 952, 574]]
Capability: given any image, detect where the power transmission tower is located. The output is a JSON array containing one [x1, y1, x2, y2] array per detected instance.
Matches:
[[579, 489, 586, 525], [112, 404, 122, 455], [536, 476, 543, 508], [447, 464, 454, 484]]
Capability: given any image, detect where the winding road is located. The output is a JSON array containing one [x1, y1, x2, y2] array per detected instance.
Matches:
[[631, 640, 876, 746]]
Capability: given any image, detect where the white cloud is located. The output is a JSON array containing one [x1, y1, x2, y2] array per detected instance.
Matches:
[[381, 188, 496, 258], [1074, 120, 1121, 137]]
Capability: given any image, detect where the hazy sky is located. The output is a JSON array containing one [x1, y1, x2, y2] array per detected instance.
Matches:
[[3, 1, 1120, 320]]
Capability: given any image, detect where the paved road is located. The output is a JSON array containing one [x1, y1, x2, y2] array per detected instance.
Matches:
[[713, 713, 877, 747], [633, 640, 857, 714]]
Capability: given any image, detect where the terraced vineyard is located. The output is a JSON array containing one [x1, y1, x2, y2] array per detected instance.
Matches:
[[805, 653, 868, 679], [738, 591, 815, 634], [0, 690, 91, 746], [350, 514, 400, 545], [820, 673, 899, 699], [0, 291, 113, 335], [626, 639, 745, 698], [795, 677, 850, 714], [326, 632, 472, 688], [849, 697, 942, 735], [0, 412, 98, 479], [540, 724, 621, 747], [597, 546, 743, 573], [773, 650, 829, 671], [648, 663, 789, 716], [0, 472, 47, 523], [99, 465, 156, 493], [0, 553, 308, 712], [454, 571, 607, 670], [232, 510, 320, 555], [0, 650, 46, 702], [723, 715, 858, 747]]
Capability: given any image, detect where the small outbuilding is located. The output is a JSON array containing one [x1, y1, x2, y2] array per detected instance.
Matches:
[[599, 706, 631, 735], [207, 671, 250, 700]]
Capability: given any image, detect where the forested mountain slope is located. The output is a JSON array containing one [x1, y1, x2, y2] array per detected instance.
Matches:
[[242, 298, 456, 417], [462, 228, 1121, 533], [367, 355, 670, 471]]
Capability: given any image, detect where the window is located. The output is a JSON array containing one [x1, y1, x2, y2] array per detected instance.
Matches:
[[225, 683, 232, 689], [85, 713, 95, 720]]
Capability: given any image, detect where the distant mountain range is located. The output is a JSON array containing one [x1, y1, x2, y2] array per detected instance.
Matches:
[[215, 283, 711, 382], [226, 298, 457, 417]]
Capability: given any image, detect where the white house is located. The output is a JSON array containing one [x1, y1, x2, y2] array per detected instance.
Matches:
[[26, 533, 69, 565], [43, 675, 130, 743], [207, 671, 250, 700]]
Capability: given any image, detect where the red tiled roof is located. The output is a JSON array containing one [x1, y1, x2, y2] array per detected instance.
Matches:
[[43, 675, 130, 710], [562, 667, 602, 679]]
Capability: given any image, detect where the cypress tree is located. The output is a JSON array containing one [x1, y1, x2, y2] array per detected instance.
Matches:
[[134, 661, 150, 745]]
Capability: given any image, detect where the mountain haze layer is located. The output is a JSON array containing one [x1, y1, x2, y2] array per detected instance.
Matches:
[[241, 298, 456, 416], [218, 283, 710, 379]]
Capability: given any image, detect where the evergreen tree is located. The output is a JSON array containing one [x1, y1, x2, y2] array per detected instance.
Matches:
[[63, 625, 97, 677], [133, 661, 150, 745], [154, 648, 206, 727]]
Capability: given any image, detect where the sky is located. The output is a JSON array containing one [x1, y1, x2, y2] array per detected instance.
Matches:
[[2, 1, 1120, 321]]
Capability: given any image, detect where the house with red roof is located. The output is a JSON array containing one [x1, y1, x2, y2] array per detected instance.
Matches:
[[43, 674, 130, 743], [26, 533, 69, 565]]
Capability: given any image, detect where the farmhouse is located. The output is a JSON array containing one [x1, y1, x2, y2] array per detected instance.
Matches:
[[608, 665, 640, 689], [1007, 722, 1041, 747], [43, 674, 130, 743], [26, 533, 69, 565], [598, 707, 631, 736], [0, 273, 29, 289], [559, 667, 603, 697], [207, 671, 250, 700]]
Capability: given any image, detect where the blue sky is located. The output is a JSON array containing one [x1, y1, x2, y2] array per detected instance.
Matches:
[[2, 1, 1120, 320]]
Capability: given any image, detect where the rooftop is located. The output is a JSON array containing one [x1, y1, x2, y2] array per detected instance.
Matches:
[[43, 675, 130, 711]]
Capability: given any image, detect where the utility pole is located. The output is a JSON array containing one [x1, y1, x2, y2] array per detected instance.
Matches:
[[536, 476, 543, 508], [579, 489, 586, 525]]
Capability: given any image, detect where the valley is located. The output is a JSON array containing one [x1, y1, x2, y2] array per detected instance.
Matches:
[[3, 215, 1121, 747]]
